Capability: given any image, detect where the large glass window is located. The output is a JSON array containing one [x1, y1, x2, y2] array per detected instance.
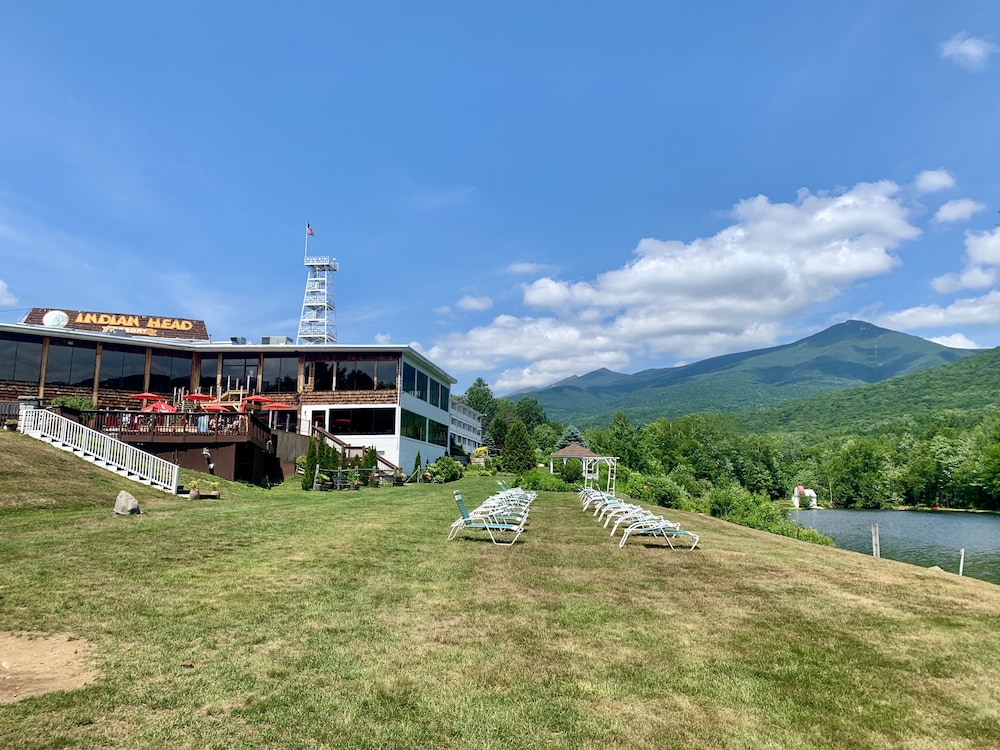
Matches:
[[327, 408, 395, 435], [0, 333, 42, 383], [402, 363, 416, 396], [428, 419, 449, 447], [261, 356, 298, 393], [415, 371, 427, 401], [377, 360, 397, 390], [99, 344, 147, 391], [199, 355, 219, 392], [355, 361, 375, 390], [222, 356, 258, 392], [440, 385, 450, 411], [312, 362, 334, 391], [401, 409, 426, 441], [150, 351, 193, 392], [44, 339, 97, 387], [429, 379, 441, 408]]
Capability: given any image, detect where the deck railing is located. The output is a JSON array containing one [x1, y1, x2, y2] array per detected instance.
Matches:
[[19, 409, 179, 493]]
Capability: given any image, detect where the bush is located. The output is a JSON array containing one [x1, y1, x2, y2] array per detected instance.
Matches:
[[621, 472, 689, 509], [50, 396, 93, 412], [425, 456, 464, 484], [518, 468, 576, 492], [708, 484, 833, 545], [557, 458, 583, 485], [463, 464, 494, 476]]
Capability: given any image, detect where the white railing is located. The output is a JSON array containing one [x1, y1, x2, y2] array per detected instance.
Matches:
[[19, 409, 178, 494]]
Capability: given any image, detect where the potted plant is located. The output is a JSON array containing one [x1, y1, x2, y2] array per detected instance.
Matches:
[[188, 480, 201, 500], [208, 481, 220, 499], [393, 471, 406, 486]]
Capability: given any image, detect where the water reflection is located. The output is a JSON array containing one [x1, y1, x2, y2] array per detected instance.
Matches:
[[790, 509, 1000, 586]]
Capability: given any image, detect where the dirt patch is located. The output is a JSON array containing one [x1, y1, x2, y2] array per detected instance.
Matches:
[[0, 632, 97, 703]]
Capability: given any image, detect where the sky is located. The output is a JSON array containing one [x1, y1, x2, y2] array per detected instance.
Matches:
[[1, 2, 998, 396]]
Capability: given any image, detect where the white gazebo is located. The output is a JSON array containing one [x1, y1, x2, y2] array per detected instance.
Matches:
[[550, 444, 619, 496]]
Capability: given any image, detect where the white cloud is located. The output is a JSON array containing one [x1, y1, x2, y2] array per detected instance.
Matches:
[[932, 266, 995, 294], [940, 32, 997, 70], [0, 279, 17, 306], [456, 295, 493, 312], [930, 333, 981, 349], [930, 226, 1000, 292], [914, 169, 955, 194], [877, 290, 1000, 329], [432, 179, 923, 391], [933, 198, 985, 223], [506, 262, 548, 274], [374, 332, 392, 344]]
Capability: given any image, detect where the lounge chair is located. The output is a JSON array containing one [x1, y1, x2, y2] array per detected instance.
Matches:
[[617, 515, 699, 550], [447, 491, 526, 546]]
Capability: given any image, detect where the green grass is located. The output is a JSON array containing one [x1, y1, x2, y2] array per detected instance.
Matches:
[[2, 430, 1000, 748]]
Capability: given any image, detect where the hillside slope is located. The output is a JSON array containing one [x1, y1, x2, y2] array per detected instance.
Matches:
[[733, 344, 1000, 433], [523, 320, 978, 426]]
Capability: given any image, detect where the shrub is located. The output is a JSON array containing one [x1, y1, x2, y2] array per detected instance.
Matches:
[[518, 468, 575, 492], [558, 458, 583, 485], [463, 464, 494, 476], [425, 456, 464, 484], [621, 472, 689, 509], [708, 484, 833, 545], [50, 396, 94, 412]]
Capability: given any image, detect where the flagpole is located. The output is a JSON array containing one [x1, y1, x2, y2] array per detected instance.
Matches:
[[304, 224, 309, 260]]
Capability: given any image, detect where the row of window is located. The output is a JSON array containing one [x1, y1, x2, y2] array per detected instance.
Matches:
[[0, 334, 412, 397], [401, 409, 449, 446], [401, 363, 449, 410]]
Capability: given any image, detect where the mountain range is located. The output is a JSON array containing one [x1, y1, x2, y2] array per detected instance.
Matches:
[[516, 320, 982, 427]]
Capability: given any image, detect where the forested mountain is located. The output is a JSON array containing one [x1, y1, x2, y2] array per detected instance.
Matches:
[[519, 321, 979, 426], [733, 344, 1000, 434]]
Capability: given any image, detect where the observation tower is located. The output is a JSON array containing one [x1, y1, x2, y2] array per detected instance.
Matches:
[[296, 224, 339, 344]]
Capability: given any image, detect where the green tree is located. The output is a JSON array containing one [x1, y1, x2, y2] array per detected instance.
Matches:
[[502, 420, 536, 474], [302, 436, 318, 490], [556, 424, 586, 450], [464, 378, 496, 423], [515, 397, 547, 431]]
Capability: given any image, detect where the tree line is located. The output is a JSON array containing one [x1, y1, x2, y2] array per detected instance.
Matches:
[[458, 378, 1000, 511]]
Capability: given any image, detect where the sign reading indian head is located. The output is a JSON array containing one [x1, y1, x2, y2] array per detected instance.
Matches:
[[25, 308, 210, 341]]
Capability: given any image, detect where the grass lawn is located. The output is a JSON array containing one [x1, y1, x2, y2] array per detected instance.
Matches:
[[2, 430, 1000, 748]]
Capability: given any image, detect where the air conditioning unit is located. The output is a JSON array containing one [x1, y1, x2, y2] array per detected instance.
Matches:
[[261, 336, 294, 345], [230, 337, 248, 345]]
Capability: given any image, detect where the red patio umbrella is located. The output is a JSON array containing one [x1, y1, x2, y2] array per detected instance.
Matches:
[[140, 400, 177, 413], [203, 404, 231, 412], [243, 395, 272, 404], [183, 393, 214, 402], [130, 392, 161, 401], [263, 403, 296, 410]]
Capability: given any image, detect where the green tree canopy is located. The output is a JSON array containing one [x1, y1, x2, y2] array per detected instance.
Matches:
[[502, 420, 536, 474]]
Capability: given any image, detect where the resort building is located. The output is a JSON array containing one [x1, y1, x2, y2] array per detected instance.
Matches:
[[449, 400, 484, 454], [0, 308, 456, 482]]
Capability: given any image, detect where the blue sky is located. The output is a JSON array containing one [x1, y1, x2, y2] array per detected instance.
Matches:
[[1, 2, 998, 396]]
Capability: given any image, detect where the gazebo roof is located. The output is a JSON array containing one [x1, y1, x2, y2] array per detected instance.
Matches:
[[550, 444, 600, 459]]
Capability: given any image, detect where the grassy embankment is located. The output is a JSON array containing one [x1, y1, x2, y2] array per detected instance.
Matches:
[[2, 430, 1000, 749]]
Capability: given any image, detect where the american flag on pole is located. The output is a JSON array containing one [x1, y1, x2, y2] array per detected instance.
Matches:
[[306, 223, 315, 236]]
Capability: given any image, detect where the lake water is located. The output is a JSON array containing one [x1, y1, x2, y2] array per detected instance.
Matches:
[[789, 509, 1000, 586]]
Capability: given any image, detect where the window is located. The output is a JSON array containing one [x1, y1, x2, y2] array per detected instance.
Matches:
[[440, 385, 450, 411], [401, 409, 426, 441], [199, 355, 219, 392], [376, 360, 397, 390], [327, 408, 395, 435], [0, 333, 42, 383], [355, 360, 375, 390], [149, 351, 193, 392], [261, 356, 299, 393], [312, 362, 334, 391], [428, 419, 449, 447], [222, 356, 258, 392], [99, 344, 147, 391], [44, 339, 97, 387], [429, 379, 441, 408], [415, 371, 427, 401], [402, 363, 416, 396]]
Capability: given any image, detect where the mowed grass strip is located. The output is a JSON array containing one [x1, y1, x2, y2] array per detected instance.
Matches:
[[2, 431, 1000, 749]]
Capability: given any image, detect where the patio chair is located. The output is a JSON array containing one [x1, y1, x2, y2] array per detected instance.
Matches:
[[447, 491, 526, 546], [618, 515, 699, 550]]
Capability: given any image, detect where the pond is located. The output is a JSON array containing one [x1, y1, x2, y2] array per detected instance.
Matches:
[[790, 509, 1000, 586]]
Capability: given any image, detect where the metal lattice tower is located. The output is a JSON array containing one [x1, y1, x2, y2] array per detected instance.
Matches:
[[296, 237, 339, 344]]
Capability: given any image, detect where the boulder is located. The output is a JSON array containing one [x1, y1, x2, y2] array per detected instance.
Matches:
[[113, 490, 142, 515]]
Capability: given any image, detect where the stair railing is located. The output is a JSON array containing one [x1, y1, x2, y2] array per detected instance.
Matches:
[[19, 409, 179, 494]]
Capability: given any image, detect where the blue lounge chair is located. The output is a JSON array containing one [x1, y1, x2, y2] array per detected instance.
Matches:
[[447, 491, 526, 546]]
